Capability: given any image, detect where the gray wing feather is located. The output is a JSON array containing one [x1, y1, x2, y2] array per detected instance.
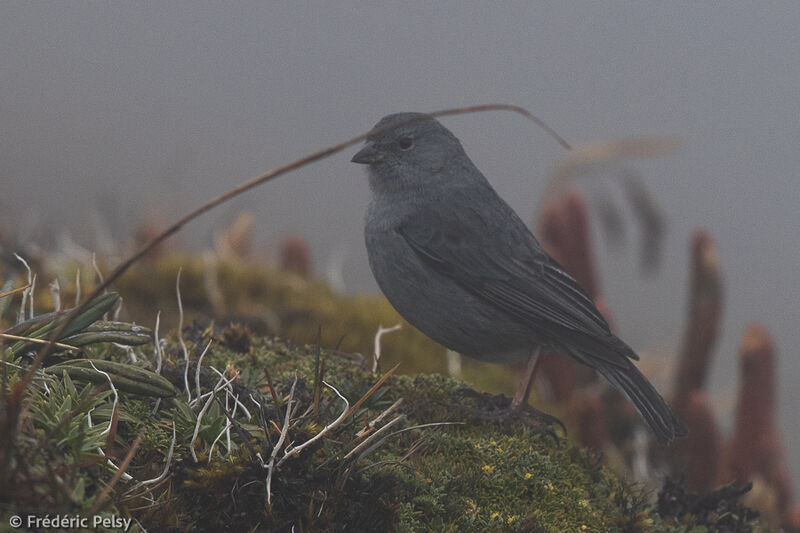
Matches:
[[397, 205, 637, 368]]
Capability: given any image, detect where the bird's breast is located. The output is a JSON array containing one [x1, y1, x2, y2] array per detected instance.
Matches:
[[364, 203, 534, 363]]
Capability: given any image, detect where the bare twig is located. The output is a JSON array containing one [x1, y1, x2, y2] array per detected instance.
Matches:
[[372, 323, 402, 373], [342, 362, 400, 421], [0, 334, 79, 352], [189, 371, 236, 462], [263, 366, 280, 408], [88, 361, 119, 437], [265, 375, 298, 505], [14, 253, 33, 322], [0, 283, 30, 300], [278, 380, 349, 467], [74, 268, 81, 307], [153, 311, 163, 375], [49, 279, 61, 312], [91, 253, 105, 286], [191, 340, 214, 408], [356, 398, 404, 439], [207, 365, 252, 420], [344, 414, 405, 460], [87, 408, 131, 482], [172, 268, 193, 404]]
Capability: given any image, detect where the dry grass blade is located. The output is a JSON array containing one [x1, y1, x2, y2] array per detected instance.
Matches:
[[0, 333, 79, 352], [0, 284, 31, 300], [262, 366, 280, 410], [265, 375, 298, 505], [344, 414, 405, 460], [356, 398, 404, 439], [278, 380, 349, 467], [342, 362, 400, 422], [428, 103, 570, 151]]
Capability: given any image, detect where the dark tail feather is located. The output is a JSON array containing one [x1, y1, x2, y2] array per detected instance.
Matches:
[[599, 361, 687, 444]]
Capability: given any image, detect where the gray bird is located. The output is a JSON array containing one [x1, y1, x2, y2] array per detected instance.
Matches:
[[352, 112, 686, 444]]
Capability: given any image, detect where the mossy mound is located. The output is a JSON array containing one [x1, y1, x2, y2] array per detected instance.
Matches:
[[127, 328, 766, 532], [2, 323, 768, 532]]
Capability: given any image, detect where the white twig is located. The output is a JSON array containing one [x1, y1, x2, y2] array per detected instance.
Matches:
[[192, 369, 235, 404], [153, 311, 163, 374], [208, 366, 251, 420], [225, 392, 236, 454], [14, 253, 33, 322], [113, 296, 123, 321], [74, 268, 81, 307], [372, 323, 402, 372], [88, 408, 133, 481], [124, 345, 137, 363], [356, 398, 404, 438], [28, 274, 36, 319], [265, 376, 298, 505], [208, 392, 240, 462], [88, 360, 119, 436], [232, 395, 252, 421], [150, 311, 164, 415], [344, 414, 405, 460], [91, 252, 105, 284], [189, 372, 235, 462], [278, 380, 349, 467], [191, 340, 213, 408], [175, 268, 191, 403], [50, 279, 61, 312]]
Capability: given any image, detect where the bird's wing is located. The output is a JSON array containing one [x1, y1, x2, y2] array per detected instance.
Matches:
[[398, 204, 637, 367]]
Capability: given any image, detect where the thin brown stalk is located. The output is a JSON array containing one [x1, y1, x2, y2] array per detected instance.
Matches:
[[0, 333, 79, 352], [263, 367, 280, 408], [0, 284, 31, 299], [342, 363, 401, 421], [313, 357, 326, 422]]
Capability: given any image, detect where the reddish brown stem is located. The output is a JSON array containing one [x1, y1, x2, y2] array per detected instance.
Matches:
[[674, 229, 722, 410]]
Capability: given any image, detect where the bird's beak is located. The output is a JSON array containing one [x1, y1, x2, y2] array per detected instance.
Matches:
[[351, 142, 382, 164]]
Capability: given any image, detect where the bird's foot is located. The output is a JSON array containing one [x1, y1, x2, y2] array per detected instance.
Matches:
[[455, 388, 566, 443]]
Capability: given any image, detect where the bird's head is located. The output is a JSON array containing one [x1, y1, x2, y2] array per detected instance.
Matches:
[[352, 113, 468, 194]]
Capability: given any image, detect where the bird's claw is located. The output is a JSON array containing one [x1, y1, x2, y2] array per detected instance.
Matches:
[[455, 389, 566, 444]]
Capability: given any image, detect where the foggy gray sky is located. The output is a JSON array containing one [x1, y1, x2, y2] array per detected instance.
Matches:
[[2, 3, 799, 488]]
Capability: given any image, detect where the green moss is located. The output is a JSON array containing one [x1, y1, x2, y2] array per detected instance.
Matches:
[[131, 333, 768, 532]]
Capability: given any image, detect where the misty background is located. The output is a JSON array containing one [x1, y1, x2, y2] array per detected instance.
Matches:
[[2, 3, 798, 489]]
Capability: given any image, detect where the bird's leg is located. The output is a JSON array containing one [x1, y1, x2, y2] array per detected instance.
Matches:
[[456, 347, 565, 438], [510, 347, 542, 410]]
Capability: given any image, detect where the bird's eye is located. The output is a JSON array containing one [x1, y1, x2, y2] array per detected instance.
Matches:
[[397, 136, 414, 150]]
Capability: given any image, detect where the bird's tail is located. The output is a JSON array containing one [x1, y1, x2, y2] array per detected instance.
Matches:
[[597, 359, 687, 445]]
